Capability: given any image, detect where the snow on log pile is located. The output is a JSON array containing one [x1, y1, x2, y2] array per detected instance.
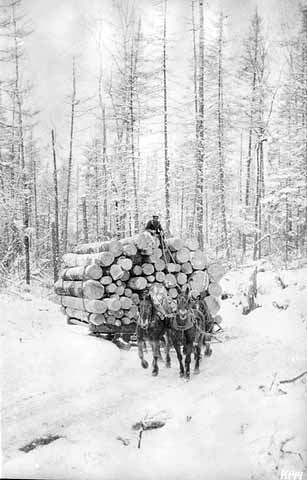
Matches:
[[54, 232, 225, 334]]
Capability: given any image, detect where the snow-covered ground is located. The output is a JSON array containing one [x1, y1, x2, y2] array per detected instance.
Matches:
[[1, 268, 307, 480]]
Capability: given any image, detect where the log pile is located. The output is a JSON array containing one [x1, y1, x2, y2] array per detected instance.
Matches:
[[55, 232, 225, 334]]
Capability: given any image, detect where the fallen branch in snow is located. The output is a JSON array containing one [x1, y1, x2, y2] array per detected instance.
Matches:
[[275, 275, 287, 289], [137, 429, 143, 449], [133, 413, 167, 449], [280, 436, 303, 461], [269, 372, 277, 391], [280, 436, 295, 457], [272, 300, 289, 310], [116, 436, 130, 446], [133, 420, 166, 431], [135, 421, 166, 449], [279, 371, 307, 385]]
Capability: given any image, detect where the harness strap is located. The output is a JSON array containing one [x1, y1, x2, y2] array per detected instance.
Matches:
[[137, 298, 149, 329]]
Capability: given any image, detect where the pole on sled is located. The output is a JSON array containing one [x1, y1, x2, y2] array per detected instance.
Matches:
[[158, 230, 176, 264]]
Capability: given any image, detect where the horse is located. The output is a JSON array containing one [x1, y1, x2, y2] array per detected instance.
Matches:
[[165, 290, 213, 379], [195, 292, 215, 357], [136, 287, 173, 377]]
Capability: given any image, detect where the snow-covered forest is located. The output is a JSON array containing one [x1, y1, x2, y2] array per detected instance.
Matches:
[[1, 0, 307, 284], [1, 1, 307, 479]]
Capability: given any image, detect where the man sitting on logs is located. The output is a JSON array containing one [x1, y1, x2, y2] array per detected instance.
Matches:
[[145, 214, 167, 252], [145, 214, 163, 237]]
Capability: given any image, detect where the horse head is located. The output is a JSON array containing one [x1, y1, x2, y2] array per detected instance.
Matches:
[[149, 284, 173, 319], [175, 292, 191, 326]]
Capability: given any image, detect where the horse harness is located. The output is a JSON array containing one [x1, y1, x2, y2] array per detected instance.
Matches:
[[137, 293, 212, 344]]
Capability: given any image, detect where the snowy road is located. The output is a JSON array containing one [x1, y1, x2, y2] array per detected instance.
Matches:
[[1, 269, 307, 479]]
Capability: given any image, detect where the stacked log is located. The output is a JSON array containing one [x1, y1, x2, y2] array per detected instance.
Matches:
[[55, 235, 226, 333]]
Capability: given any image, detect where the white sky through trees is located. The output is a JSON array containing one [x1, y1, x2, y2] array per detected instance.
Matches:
[[23, 0, 297, 152]]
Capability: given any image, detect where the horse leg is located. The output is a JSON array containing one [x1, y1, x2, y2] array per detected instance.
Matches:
[[194, 333, 203, 374], [204, 333, 213, 357], [184, 330, 195, 380], [137, 329, 149, 369], [157, 342, 163, 362], [194, 344, 201, 374], [164, 331, 171, 368], [204, 342, 213, 357], [150, 340, 160, 376], [184, 344, 193, 379], [172, 336, 184, 377]]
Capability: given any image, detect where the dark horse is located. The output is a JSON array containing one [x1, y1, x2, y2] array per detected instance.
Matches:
[[136, 289, 172, 376], [166, 291, 214, 379]]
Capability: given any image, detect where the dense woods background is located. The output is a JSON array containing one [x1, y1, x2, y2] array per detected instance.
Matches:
[[0, 0, 306, 285]]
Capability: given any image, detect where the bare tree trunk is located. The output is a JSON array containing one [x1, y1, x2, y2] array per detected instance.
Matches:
[[51, 129, 60, 268], [76, 165, 79, 244], [82, 196, 89, 243], [129, 39, 139, 232], [242, 127, 253, 258], [295, 205, 300, 255], [258, 138, 264, 257], [302, 7, 307, 253], [205, 187, 209, 245], [285, 193, 289, 267], [137, 99, 141, 189], [30, 131, 38, 259], [63, 57, 76, 252], [12, 2, 30, 284], [102, 105, 108, 234], [191, 0, 198, 236], [243, 13, 259, 259], [51, 221, 58, 282], [217, 12, 229, 257], [253, 143, 260, 260], [163, 0, 171, 235], [121, 124, 129, 236], [239, 132, 243, 204], [196, 0, 205, 248], [180, 181, 184, 236], [238, 132, 243, 250], [114, 199, 120, 235], [94, 141, 99, 240], [98, 63, 108, 236]]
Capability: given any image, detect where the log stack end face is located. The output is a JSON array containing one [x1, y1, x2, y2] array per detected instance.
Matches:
[[56, 235, 225, 329]]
